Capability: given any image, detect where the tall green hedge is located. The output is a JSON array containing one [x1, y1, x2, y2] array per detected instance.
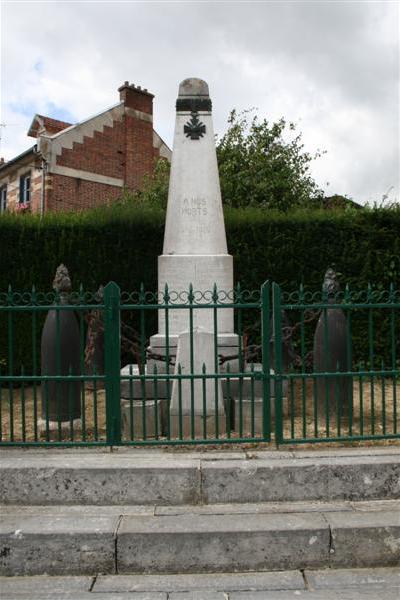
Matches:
[[1, 205, 399, 292], [1, 205, 399, 372]]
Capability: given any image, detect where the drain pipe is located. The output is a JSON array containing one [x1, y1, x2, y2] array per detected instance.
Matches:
[[40, 158, 47, 218]]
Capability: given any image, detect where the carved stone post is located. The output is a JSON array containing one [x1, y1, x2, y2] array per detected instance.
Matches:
[[41, 264, 81, 423]]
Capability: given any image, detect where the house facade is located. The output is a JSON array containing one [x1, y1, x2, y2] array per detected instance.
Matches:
[[0, 82, 171, 214]]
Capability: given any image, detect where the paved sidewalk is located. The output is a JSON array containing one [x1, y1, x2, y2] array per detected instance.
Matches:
[[1, 568, 399, 599]]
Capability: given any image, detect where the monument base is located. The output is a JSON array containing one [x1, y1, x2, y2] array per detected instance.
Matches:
[[231, 396, 289, 436], [121, 399, 165, 440], [170, 413, 227, 439], [148, 332, 240, 374], [37, 418, 82, 432]]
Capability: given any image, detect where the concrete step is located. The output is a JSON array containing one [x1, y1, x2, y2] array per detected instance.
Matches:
[[1, 500, 399, 576], [1, 447, 399, 506], [1, 568, 399, 599]]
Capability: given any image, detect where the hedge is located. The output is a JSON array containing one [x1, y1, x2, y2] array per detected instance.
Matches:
[[1, 205, 399, 292], [0, 204, 399, 372]]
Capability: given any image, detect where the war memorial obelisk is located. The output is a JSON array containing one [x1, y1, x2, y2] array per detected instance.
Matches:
[[148, 78, 238, 435]]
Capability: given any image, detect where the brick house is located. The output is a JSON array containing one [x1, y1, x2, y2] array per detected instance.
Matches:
[[0, 82, 171, 214]]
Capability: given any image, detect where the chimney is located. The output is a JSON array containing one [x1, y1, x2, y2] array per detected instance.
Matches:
[[118, 81, 154, 115]]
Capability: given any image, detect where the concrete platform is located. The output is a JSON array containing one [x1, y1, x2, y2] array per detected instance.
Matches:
[[1, 447, 398, 505], [0, 500, 399, 576], [0, 568, 399, 599]]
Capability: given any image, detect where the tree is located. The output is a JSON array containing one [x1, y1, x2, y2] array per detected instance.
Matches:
[[122, 109, 325, 212], [216, 109, 325, 211]]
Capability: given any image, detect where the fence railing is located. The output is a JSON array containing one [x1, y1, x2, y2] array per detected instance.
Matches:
[[0, 281, 399, 446]]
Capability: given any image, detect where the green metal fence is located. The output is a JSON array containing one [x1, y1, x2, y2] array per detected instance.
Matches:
[[0, 281, 399, 446]]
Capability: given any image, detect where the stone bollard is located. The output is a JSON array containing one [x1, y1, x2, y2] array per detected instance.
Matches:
[[40, 264, 81, 426], [313, 268, 350, 421]]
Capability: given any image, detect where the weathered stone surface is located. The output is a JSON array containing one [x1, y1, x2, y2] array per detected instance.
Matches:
[[0, 455, 201, 505], [1, 450, 398, 509], [170, 329, 225, 438], [168, 593, 225, 600], [153, 500, 353, 517], [93, 570, 304, 593], [230, 591, 400, 600], [327, 510, 400, 567], [305, 566, 400, 589], [121, 398, 164, 440], [201, 455, 400, 504], [0, 513, 116, 575], [0, 575, 92, 598], [117, 512, 329, 573]]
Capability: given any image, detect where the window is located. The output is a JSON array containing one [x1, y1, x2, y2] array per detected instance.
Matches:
[[19, 172, 31, 204], [0, 185, 6, 212]]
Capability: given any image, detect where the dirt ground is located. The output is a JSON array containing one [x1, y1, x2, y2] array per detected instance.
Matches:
[[1, 377, 399, 447]]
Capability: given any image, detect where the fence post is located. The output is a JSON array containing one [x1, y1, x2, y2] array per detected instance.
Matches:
[[104, 281, 121, 445], [272, 282, 283, 445], [261, 281, 271, 440]]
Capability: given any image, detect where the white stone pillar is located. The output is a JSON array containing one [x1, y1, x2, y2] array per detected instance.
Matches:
[[150, 78, 238, 363]]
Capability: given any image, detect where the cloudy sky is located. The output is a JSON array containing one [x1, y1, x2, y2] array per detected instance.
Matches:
[[1, 0, 399, 205]]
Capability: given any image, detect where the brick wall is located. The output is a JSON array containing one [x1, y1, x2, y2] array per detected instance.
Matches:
[[47, 174, 122, 212], [125, 115, 156, 191], [56, 120, 125, 179], [1, 83, 166, 214]]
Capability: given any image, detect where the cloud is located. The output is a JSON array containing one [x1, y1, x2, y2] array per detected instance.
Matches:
[[1, 0, 398, 204]]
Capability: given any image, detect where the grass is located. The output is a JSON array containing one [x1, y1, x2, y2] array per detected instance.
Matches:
[[1, 377, 399, 447]]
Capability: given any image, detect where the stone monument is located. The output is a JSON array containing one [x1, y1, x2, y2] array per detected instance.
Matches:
[[149, 78, 238, 359], [147, 77, 239, 436]]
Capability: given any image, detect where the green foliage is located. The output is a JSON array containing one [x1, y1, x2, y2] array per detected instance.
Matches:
[[216, 109, 325, 211], [0, 204, 399, 372], [118, 159, 170, 210], [116, 110, 326, 212]]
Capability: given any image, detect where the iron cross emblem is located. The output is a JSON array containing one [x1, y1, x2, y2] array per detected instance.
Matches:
[[184, 112, 206, 140]]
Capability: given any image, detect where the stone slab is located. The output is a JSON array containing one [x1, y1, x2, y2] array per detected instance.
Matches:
[[201, 455, 400, 504], [0, 504, 154, 516], [0, 513, 117, 575], [351, 499, 400, 512], [154, 500, 354, 516], [121, 398, 165, 439], [230, 591, 400, 600], [326, 510, 400, 567], [170, 329, 225, 417], [170, 414, 227, 438], [117, 512, 329, 573], [1, 452, 398, 508], [0, 457, 201, 505], [168, 593, 225, 600], [305, 566, 400, 589], [94, 571, 304, 593], [0, 575, 92, 598]]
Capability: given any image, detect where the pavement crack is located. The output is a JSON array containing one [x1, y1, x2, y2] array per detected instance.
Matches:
[[113, 514, 123, 574], [88, 574, 97, 592], [301, 569, 310, 591], [321, 512, 335, 563], [199, 460, 204, 505]]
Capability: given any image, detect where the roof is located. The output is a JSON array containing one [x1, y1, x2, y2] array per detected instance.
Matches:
[[28, 114, 72, 138], [0, 146, 37, 174]]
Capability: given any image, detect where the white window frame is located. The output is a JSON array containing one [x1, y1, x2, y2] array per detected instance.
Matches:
[[0, 185, 7, 212], [19, 172, 31, 204]]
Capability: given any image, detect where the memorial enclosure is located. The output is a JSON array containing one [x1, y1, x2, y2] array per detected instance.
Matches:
[[0, 78, 399, 447]]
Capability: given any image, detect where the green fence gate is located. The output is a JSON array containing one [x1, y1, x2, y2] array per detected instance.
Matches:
[[0, 280, 399, 446]]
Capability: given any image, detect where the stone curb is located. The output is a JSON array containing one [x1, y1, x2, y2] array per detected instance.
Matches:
[[1, 451, 399, 505], [1, 502, 399, 576], [0, 567, 399, 599]]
